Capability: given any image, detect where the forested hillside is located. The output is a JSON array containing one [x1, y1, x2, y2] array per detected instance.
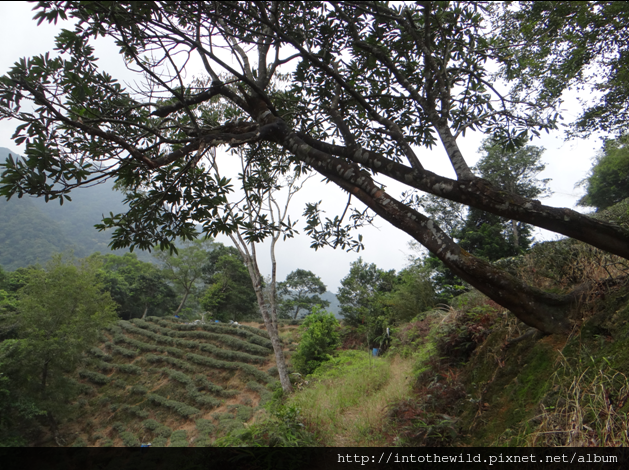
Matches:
[[0, 147, 151, 269]]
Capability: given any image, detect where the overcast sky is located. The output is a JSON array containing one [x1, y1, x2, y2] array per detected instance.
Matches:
[[0, 2, 605, 291]]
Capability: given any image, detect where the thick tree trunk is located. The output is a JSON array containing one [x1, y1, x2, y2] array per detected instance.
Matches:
[[296, 133, 629, 261], [284, 133, 575, 335]]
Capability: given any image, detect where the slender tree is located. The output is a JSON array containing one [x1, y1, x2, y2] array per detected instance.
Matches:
[[154, 238, 214, 316]]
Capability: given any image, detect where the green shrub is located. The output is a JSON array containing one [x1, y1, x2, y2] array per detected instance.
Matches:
[[112, 421, 125, 433], [200, 324, 272, 348], [120, 431, 140, 447], [147, 394, 200, 418], [194, 375, 225, 395], [217, 418, 244, 434], [95, 360, 114, 372], [185, 352, 236, 370], [97, 396, 111, 406], [142, 419, 160, 431], [145, 321, 272, 355], [235, 406, 253, 422], [151, 436, 168, 447], [154, 426, 172, 438], [122, 405, 150, 419], [197, 342, 266, 364], [194, 436, 211, 447], [246, 381, 273, 406], [89, 347, 113, 362], [115, 333, 162, 352], [169, 430, 189, 447], [165, 346, 185, 357], [79, 370, 111, 385], [145, 354, 197, 372], [195, 419, 215, 433], [161, 368, 195, 385], [186, 384, 221, 408], [292, 311, 340, 375], [113, 379, 127, 389], [110, 344, 138, 358], [77, 383, 96, 396], [236, 363, 276, 384], [131, 385, 148, 395], [116, 363, 142, 375]]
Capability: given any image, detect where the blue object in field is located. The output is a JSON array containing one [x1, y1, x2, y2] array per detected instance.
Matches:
[[215, 320, 220, 323], [174, 315, 180, 318], [372, 348, 379, 357]]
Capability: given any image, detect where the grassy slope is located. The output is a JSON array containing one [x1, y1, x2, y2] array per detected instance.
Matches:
[[62, 317, 279, 447]]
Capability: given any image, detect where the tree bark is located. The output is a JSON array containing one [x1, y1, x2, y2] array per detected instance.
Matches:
[[238, 245, 293, 392], [283, 131, 575, 335], [296, 133, 629, 261], [512, 219, 520, 250]]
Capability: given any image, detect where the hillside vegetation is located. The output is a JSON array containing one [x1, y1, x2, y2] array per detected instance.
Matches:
[[52, 317, 280, 447]]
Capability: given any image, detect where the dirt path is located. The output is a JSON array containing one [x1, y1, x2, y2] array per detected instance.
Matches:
[[328, 355, 414, 446]]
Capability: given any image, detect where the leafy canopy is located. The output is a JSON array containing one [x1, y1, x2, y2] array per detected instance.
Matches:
[[577, 134, 629, 211], [277, 269, 329, 320], [494, 1, 629, 138], [2, 1, 629, 335]]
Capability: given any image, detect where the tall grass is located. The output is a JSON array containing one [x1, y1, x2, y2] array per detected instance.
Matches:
[[523, 352, 629, 446], [289, 350, 413, 446]]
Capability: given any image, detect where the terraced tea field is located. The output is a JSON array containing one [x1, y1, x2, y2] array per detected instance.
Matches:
[[68, 317, 279, 447]]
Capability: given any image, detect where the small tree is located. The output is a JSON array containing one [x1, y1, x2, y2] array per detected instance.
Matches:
[[385, 263, 435, 324], [154, 238, 214, 316], [475, 139, 551, 249], [278, 269, 329, 319], [337, 258, 397, 328], [292, 307, 340, 375]]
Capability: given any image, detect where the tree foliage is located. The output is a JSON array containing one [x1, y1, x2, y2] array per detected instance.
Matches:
[[2, 1, 628, 334], [337, 258, 396, 328], [200, 244, 258, 321], [494, 1, 629, 137], [277, 269, 329, 319], [94, 252, 177, 319], [154, 238, 214, 316], [0, 255, 117, 444], [578, 134, 629, 211]]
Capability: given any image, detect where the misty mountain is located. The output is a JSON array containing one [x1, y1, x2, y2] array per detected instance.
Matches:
[[0, 147, 151, 269]]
